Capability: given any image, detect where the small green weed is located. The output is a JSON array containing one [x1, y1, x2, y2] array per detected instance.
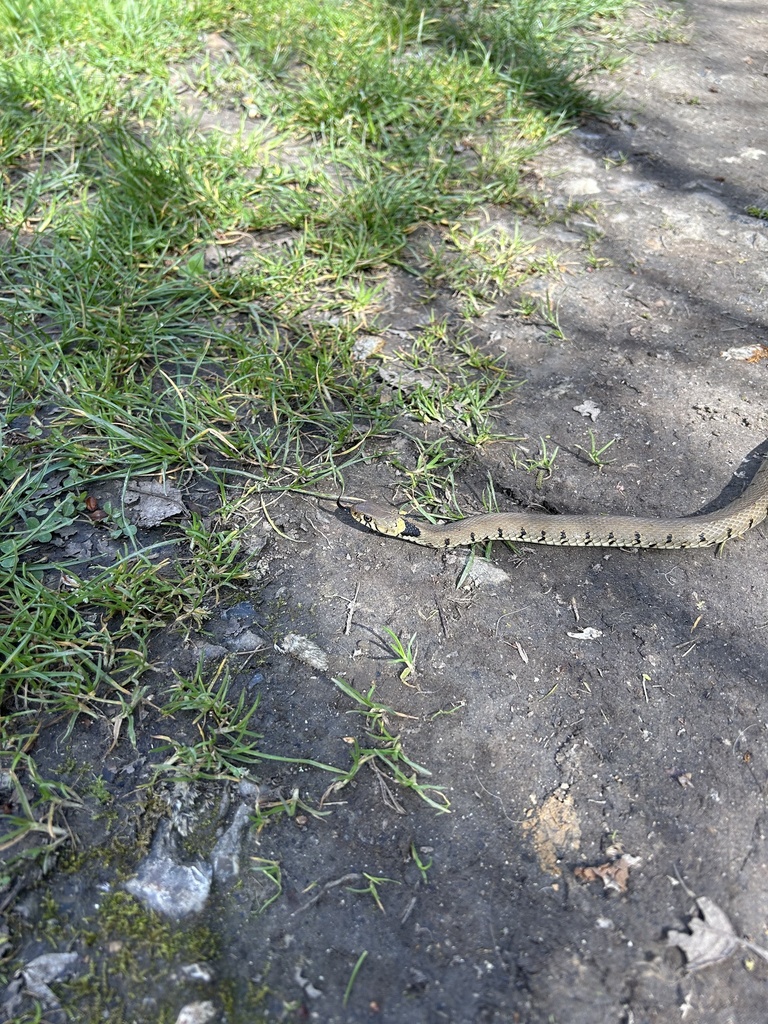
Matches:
[[153, 659, 341, 782], [393, 319, 521, 445], [249, 857, 283, 912], [576, 430, 618, 468], [346, 874, 399, 914], [537, 290, 567, 340], [514, 437, 560, 487], [382, 627, 418, 684], [390, 437, 466, 516], [410, 842, 433, 883], [420, 223, 534, 316], [0, 761, 80, 863], [250, 787, 331, 832]]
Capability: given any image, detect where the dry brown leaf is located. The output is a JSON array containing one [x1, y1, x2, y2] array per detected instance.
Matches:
[[721, 344, 766, 362], [574, 853, 640, 893]]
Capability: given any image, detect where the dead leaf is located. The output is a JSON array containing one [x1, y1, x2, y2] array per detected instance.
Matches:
[[378, 363, 436, 392], [567, 627, 603, 641], [667, 897, 739, 971], [573, 399, 601, 421], [204, 32, 233, 53], [574, 853, 640, 893], [280, 633, 329, 672], [22, 952, 80, 1006], [351, 334, 385, 361], [124, 480, 187, 528], [175, 1000, 217, 1024], [720, 344, 767, 362]]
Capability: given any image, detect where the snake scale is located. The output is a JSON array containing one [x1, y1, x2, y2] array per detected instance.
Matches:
[[341, 453, 768, 551]]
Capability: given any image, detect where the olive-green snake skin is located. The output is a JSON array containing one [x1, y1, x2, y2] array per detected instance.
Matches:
[[341, 453, 768, 550]]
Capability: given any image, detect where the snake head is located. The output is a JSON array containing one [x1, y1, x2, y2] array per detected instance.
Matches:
[[338, 498, 407, 537]]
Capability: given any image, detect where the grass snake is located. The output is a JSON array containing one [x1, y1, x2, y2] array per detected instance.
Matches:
[[341, 452, 768, 551]]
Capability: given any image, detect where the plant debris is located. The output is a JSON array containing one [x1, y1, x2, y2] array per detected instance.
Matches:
[[1, 952, 80, 1023], [573, 399, 601, 420], [574, 853, 640, 893], [125, 479, 187, 528], [280, 633, 329, 672], [667, 896, 768, 972]]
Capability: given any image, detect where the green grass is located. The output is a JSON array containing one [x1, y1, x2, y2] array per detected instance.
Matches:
[[332, 677, 450, 812], [0, 0, 631, 963]]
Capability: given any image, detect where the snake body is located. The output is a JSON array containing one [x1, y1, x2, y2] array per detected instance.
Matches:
[[342, 454, 768, 550]]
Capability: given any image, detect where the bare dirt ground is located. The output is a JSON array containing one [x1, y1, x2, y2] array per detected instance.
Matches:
[[5, 1, 768, 1022]]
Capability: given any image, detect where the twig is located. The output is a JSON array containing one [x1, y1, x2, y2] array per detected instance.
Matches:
[[344, 582, 361, 636], [292, 873, 362, 915]]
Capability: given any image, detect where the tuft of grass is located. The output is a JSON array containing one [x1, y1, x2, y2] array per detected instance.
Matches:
[[151, 658, 343, 782], [390, 436, 469, 520], [346, 875, 398, 914], [387, 318, 523, 445], [576, 429, 618, 467], [382, 626, 418, 684], [419, 222, 535, 317], [332, 678, 450, 813]]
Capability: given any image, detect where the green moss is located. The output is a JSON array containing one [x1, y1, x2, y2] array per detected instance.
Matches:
[[58, 891, 220, 1021], [97, 890, 217, 962]]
